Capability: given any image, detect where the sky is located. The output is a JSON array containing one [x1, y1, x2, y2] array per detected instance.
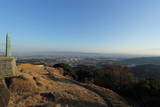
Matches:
[[0, 0, 160, 55]]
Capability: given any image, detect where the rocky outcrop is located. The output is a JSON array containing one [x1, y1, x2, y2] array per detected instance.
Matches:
[[7, 64, 132, 107]]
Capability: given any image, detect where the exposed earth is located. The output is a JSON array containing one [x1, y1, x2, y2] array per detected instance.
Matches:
[[6, 64, 131, 107]]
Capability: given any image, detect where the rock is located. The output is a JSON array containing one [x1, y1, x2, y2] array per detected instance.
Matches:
[[17, 73, 33, 80], [9, 77, 37, 93], [40, 92, 55, 101], [0, 80, 10, 107]]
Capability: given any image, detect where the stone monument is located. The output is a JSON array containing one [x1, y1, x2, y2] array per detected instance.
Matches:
[[0, 33, 17, 107], [6, 33, 12, 57], [0, 33, 16, 78]]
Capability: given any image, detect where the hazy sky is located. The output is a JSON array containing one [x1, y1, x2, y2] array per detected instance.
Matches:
[[0, 0, 160, 55]]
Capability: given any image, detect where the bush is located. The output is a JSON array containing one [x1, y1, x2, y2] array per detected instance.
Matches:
[[73, 65, 95, 82], [53, 63, 77, 79], [135, 79, 160, 96], [94, 64, 136, 91]]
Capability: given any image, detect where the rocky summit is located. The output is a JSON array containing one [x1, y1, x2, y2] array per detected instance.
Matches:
[[7, 64, 131, 107]]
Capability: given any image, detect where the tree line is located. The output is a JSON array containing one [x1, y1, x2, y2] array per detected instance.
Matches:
[[53, 63, 160, 107]]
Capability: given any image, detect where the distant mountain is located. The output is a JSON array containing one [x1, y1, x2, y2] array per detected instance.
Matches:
[[13, 51, 140, 58], [121, 57, 160, 65]]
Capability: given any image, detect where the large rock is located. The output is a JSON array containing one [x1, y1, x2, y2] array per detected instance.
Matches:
[[9, 74, 37, 93]]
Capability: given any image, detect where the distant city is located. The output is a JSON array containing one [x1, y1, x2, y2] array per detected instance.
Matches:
[[15, 53, 160, 67], [16, 55, 121, 67]]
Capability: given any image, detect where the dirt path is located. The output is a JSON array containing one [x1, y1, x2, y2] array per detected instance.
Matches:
[[51, 77, 111, 107], [48, 66, 131, 107]]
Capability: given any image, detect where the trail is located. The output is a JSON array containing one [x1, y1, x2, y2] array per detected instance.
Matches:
[[54, 78, 112, 107]]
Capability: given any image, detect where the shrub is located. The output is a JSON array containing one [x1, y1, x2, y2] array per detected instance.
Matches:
[[135, 79, 160, 96], [73, 65, 95, 82], [94, 64, 136, 91], [53, 63, 77, 79]]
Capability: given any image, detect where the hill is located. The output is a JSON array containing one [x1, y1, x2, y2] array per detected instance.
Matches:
[[121, 57, 160, 65], [7, 64, 131, 107]]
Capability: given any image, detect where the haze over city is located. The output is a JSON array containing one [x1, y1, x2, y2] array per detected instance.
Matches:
[[0, 0, 160, 56]]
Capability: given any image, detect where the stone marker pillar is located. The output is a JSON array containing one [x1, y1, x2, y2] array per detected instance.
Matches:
[[6, 33, 12, 57]]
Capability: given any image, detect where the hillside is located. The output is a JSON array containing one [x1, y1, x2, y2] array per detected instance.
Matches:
[[132, 64, 160, 79], [7, 64, 131, 107]]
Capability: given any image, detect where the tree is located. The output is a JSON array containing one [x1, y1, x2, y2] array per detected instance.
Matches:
[[53, 63, 77, 79], [94, 64, 136, 91], [73, 65, 95, 83]]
